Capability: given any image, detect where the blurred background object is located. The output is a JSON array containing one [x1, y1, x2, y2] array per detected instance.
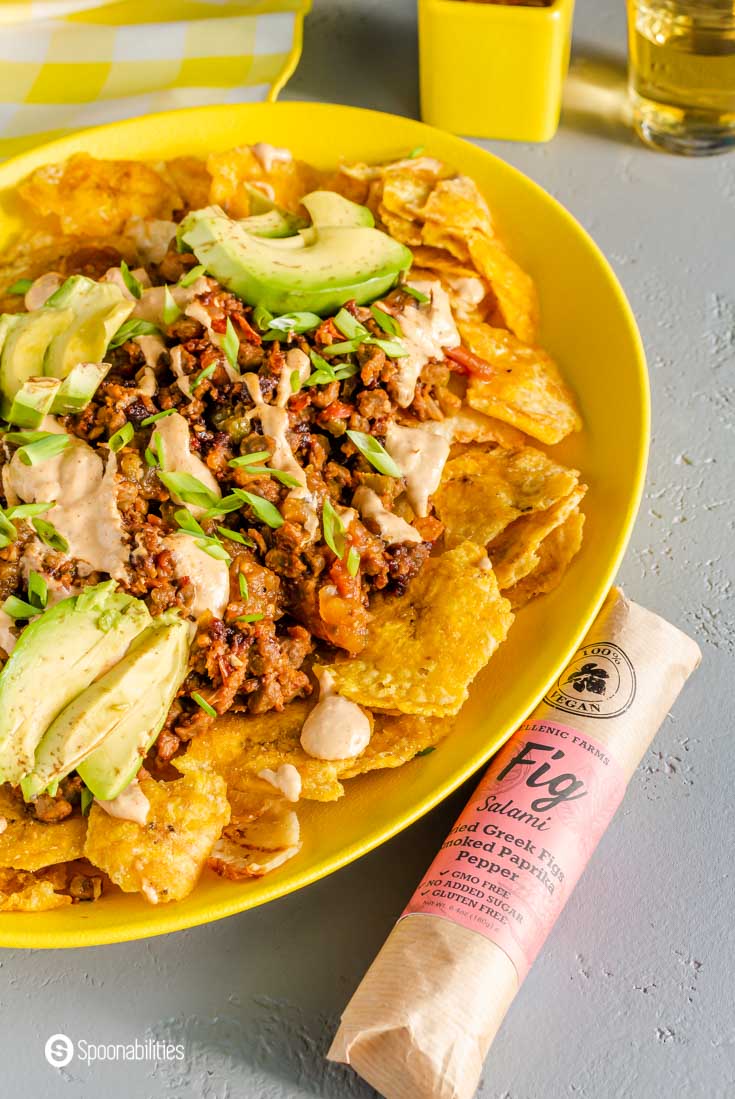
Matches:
[[418, 0, 575, 142], [0, 0, 311, 157], [627, 0, 735, 155]]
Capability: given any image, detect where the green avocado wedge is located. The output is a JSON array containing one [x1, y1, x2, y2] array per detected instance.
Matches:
[[51, 361, 110, 414], [76, 614, 191, 801], [179, 197, 411, 316], [0, 308, 72, 412], [5, 376, 61, 427], [0, 583, 152, 788], [43, 276, 134, 380]]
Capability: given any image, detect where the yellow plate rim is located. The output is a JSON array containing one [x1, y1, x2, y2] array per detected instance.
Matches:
[[0, 101, 649, 948]]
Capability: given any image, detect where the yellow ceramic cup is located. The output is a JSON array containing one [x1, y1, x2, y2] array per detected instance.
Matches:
[[419, 0, 575, 142]]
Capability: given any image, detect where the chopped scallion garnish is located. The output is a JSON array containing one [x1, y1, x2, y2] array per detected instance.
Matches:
[[120, 260, 143, 300], [237, 613, 264, 624], [11, 432, 71, 467], [80, 787, 94, 815], [223, 317, 240, 373], [253, 303, 273, 331], [346, 429, 403, 478], [334, 308, 368, 341], [2, 594, 40, 620], [265, 311, 321, 335], [191, 692, 217, 718], [402, 284, 431, 305], [322, 497, 346, 558], [162, 285, 181, 327], [228, 450, 271, 468], [238, 572, 249, 600], [218, 527, 254, 548], [235, 490, 284, 529], [191, 362, 217, 390], [32, 518, 68, 553], [140, 408, 176, 427], [370, 305, 402, 338], [346, 545, 360, 577], [27, 570, 48, 610], [178, 264, 206, 288], [157, 471, 220, 511], [108, 422, 133, 453], [108, 318, 161, 351], [8, 278, 32, 296]]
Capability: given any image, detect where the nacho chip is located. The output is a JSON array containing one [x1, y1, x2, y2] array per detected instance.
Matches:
[[207, 145, 321, 218], [0, 867, 72, 912], [462, 323, 582, 445], [0, 785, 86, 871], [18, 154, 182, 237], [84, 771, 229, 904], [466, 234, 539, 344], [321, 542, 513, 717], [506, 508, 585, 610], [488, 484, 586, 589], [433, 445, 580, 551]]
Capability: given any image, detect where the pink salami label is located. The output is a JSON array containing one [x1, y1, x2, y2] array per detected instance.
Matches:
[[401, 720, 627, 981]]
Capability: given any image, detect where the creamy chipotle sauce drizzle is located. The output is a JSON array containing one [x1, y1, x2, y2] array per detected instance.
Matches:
[[300, 670, 371, 761]]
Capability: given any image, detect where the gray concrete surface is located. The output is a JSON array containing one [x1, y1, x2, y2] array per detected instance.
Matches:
[[2, 2, 733, 1097]]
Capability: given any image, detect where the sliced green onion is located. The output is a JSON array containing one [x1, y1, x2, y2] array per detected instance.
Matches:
[[201, 541, 232, 564], [108, 422, 133, 453], [228, 450, 271, 468], [322, 338, 362, 356], [346, 545, 360, 577], [366, 336, 407, 358], [8, 278, 32, 296], [5, 501, 54, 521], [238, 572, 249, 600], [402, 284, 430, 305], [27, 570, 48, 610], [290, 370, 303, 394], [178, 264, 206, 288], [303, 369, 335, 388], [108, 318, 161, 351], [253, 303, 273, 331], [235, 490, 283, 529], [309, 349, 333, 374], [334, 308, 368, 341], [415, 746, 435, 757], [322, 497, 346, 558], [0, 512, 17, 543], [140, 408, 176, 427], [191, 362, 217, 390], [174, 508, 204, 535], [80, 787, 94, 815], [346, 429, 403, 478], [199, 493, 244, 520], [2, 595, 39, 620], [32, 518, 68, 553], [334, 363, 359, 381], [162, 285, 181, 327], [191, 692, 217, 718], [217, 527, 254, 548], [408, 145, 425, 158], [144, 446, 158, 467], [157, 471, 220, 510], [370, 305, 402, 338], [223, 317, 240, 373], [239, 465, 302, 488], [120, 260, 143, 300], [237, 613, 264, 624], [267, 311, 321, 335], [15, 433, 70, 467]]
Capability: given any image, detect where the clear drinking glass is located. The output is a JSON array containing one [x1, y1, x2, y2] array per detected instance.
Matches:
[[627, 0, 735, 155]]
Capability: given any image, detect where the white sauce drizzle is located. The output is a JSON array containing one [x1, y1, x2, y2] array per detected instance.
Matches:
[[136, 366, 157, 396], [352, 486, 421, 545], [164, 531, 230, 621], [300, 670, 371, 761], [258, 763, 302, 803], [101, 265, 151, 300], [390, 279, 460, 407], [444, 274, 486, 319], [243, 363, 319, 537], [95, 779, 150, 826], [151, 412, 221, 517], [126, 216, 178, 265], [169, 345, 192, 399], [133, 334, 166, 370], [384, 422, 450, 518], [251, 143, 292, 173], [0, 817, 7, 834], [7, 422, 129, 580], [24, 272, 63, 311]]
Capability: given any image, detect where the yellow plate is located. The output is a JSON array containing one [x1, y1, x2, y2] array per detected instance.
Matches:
[[0, 102, 648, 948]]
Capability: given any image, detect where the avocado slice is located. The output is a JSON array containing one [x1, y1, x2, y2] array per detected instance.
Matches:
[[43, 276, 134, 380], [0, 308, 73, 407], [239, 209, 304, 239], [75, 614, 191, 800], [179, 202, 411, 316], [0, 582, 152, 788], [300, 190, 374, 229], [51, 361, 109, 414], [5, 376, 62, 427]]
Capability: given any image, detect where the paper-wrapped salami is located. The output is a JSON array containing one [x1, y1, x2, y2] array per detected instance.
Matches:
[[329, 589, 701, 1099]]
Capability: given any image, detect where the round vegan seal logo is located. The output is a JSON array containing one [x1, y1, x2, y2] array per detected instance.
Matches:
[[543, 641, 636, 719]]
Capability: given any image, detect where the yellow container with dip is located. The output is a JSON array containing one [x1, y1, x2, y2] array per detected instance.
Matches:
[[418, 0, 575, 142]]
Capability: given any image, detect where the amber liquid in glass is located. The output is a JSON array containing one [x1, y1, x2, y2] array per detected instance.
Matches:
[[628, 1, 735, 154]]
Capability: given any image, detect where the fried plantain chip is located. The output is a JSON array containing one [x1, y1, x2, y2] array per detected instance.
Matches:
[[488, 484, 586, 589], [321, 542, 513, 716], [0, 867, 72, 912], [421, 175, 495, 240], [207, 145, 321, 218], [379, 208, 423, 246], [84, 771, 229, 904], [208, 805, 301, 880], [158, 156, 211, 212], [433, 445, 580, 551], [340, 712, 451, 780], [461, 323, 582, 445], [379, 157, 445, 220], [0, 785, 86, 871], [506, 507, 585, 610], [422, 407, 528, 449], [18, 154, 183, 237], [466, 233, 539, 344]]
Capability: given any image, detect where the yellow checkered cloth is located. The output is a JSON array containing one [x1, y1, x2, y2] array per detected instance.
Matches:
[[0, 0, 310, 157]]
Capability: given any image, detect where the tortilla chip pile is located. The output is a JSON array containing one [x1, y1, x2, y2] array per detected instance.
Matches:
[[0, 145, 585, 910]]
